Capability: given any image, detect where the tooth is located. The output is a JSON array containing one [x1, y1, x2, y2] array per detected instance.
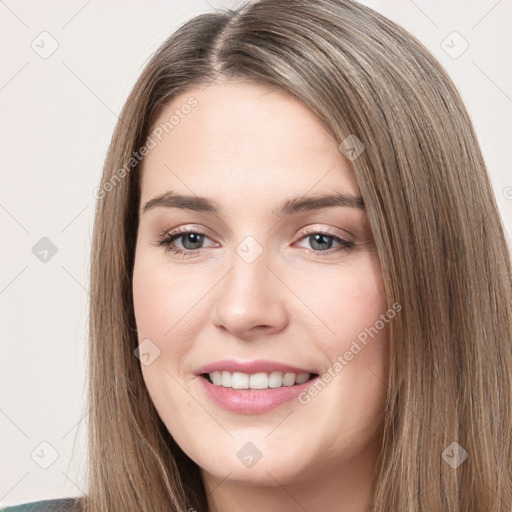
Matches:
[[221, 371, 232, 387], [249, 372, 269, 389], [268, 371, 283, 388], [231, 372, 249, 389], [295, 372, 310, 384], [210, 371, 222, 385], [282, 372, 296, 386]]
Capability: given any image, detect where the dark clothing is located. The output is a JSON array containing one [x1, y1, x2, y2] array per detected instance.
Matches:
[[1, 498, 80, 512]]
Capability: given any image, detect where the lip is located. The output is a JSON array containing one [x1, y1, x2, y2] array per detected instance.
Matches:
[[195, 358, 316, 375], [198, 374, 320, 414]]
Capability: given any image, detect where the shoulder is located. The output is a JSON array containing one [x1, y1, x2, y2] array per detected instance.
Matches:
[[1, 498, 81, 512]]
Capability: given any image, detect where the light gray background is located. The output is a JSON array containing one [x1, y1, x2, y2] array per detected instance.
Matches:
[[1, 0, 511, 506]]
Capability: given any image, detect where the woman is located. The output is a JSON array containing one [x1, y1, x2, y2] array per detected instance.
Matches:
[[6, 0, 511, 510]]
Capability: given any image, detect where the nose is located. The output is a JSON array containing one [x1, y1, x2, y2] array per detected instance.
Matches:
[[211, 246, 288, 339]]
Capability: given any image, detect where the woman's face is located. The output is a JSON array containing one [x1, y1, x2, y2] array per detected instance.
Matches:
[[132, 80, 390, 492]]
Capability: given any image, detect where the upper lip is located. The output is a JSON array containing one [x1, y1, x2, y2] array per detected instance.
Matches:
[[195, 359, 317, 375]]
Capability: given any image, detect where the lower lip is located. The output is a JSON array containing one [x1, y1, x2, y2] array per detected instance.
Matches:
[[198, 375, 319, 414]]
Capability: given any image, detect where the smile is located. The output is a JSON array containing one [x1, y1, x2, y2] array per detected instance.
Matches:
[[198, 371, 320, 414], [204, 370, 314, 389]]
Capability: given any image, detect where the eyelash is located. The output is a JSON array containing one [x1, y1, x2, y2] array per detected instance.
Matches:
[[156, 226, 355, 258]]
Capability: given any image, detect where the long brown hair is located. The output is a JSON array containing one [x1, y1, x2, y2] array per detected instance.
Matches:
[[82, 0, 512, 510]]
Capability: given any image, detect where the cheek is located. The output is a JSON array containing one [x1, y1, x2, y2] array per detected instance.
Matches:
[[297, 253, 388, 351], [294, 252, 390, 415], [132, 250, 206, 353], [133, 252, 179, 330], [132, 254, 200, 428]]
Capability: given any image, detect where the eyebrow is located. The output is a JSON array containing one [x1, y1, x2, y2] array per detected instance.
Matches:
[[141, 190, 365, 216]]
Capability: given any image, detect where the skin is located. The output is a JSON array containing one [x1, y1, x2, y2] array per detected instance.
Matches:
[[132, 80, 390, 512]]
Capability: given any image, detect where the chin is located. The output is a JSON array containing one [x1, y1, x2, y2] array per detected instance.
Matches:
[[198, 456, 308, 487]]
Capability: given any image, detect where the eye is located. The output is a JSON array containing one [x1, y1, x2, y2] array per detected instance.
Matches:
[[295, 228, 355, 255], [156, 227, 215, 257]]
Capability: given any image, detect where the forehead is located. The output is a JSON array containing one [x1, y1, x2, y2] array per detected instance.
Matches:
[[140, 80, 359, 200]]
